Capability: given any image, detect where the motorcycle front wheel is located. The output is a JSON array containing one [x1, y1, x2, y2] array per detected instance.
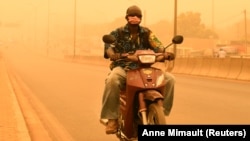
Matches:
[[147, 103, 166, 124]]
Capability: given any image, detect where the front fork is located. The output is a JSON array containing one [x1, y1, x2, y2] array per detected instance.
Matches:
[[138, 91, 164, 125], [138, 93, 147, 125]]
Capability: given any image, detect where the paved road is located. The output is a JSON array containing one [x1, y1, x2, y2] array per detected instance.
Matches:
[[3, 48, 250, 141]]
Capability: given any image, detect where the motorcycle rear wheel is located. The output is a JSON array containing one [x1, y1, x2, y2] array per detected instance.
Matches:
[[147, 103, 166, 124]]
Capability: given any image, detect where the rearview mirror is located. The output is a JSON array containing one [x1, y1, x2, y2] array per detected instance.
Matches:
[[172, 35, 183, 44]]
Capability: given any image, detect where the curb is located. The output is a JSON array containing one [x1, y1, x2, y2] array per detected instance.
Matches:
[[0, 56, 31, 141], [3, 53, 75, 141], [6, 69, 32, 141]]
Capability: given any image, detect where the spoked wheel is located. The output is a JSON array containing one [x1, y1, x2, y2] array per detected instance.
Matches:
[[147, 103, 166, 124]]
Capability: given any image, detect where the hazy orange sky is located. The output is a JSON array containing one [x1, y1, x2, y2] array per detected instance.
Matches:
[[0, 0, 249, 28], [78, 0, 250, 28]]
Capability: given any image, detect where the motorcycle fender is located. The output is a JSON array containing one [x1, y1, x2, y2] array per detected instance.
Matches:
[[142, 90, 164, 101]]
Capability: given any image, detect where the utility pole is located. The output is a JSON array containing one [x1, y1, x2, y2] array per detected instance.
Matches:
[[73, 0, 76, 58], [47, 0, 50, 56], [212, 0, 214, 31], [33, 6, 37, 49], [244, 9, 248, 54], [169, 0, 178, 71], [173, 0, 177, 53]]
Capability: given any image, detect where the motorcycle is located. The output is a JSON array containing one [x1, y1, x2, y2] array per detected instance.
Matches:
[[100, 34, 183, 141]]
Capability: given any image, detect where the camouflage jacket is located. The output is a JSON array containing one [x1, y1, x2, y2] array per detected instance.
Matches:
[[104, 24, 164, 70]]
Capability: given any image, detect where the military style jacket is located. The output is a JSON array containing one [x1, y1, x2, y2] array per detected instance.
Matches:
[[104, 24, 164, 70]]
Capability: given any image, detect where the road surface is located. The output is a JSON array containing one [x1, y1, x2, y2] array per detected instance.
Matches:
[[3, 47, 250, 141]]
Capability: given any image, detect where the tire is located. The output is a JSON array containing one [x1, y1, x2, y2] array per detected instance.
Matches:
[[147, 103, 166, 124]]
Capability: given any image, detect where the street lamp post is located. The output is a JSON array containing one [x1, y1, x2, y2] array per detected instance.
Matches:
[[47, 0, 50, 56], [244, 9, 248, 54], [73, 0, 76, 58], [173, 0, 177, 41], [173, 0, 178, 68], [32, 5, 38, 49]]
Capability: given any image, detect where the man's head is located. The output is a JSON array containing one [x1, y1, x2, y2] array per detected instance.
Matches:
[[125, 5, 142, 25]]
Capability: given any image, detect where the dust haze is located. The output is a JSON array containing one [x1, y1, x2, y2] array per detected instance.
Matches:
[[1, 0, 249, 102], [0, 0, 250, 58], [1, 1, 250, 140]]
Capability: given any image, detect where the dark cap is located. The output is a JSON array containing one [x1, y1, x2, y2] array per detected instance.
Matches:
[[126, 5, 142, 17]]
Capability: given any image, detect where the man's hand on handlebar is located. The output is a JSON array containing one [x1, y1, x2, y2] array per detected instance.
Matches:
[[164, 52, 175, 60], [110, 53, 121, 61], [156, 55, 165, 62], [109, 51, 138, 62], [156, 52, 175, 62], [106, 47, 121, 61], [126, 54, 138, 62]]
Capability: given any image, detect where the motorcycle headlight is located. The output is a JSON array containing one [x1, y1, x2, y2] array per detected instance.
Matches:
[[138, 55, 156, 63]]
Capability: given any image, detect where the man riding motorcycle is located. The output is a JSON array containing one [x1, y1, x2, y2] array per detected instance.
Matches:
[[100, 5, 176, 134]]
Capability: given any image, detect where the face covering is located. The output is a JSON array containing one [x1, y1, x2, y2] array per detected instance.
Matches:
[[127, 16, 141, 25]]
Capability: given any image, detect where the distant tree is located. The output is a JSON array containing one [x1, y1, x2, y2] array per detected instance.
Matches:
[[177, 11, 218, 39], [148, 20, 173, 44]]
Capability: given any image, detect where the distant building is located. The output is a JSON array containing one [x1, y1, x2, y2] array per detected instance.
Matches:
[[218, 48, 227, 58]]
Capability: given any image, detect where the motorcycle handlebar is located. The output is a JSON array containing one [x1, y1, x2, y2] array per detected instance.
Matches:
[[103, 34, 181, 61], [112, 52, 172, 62]]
